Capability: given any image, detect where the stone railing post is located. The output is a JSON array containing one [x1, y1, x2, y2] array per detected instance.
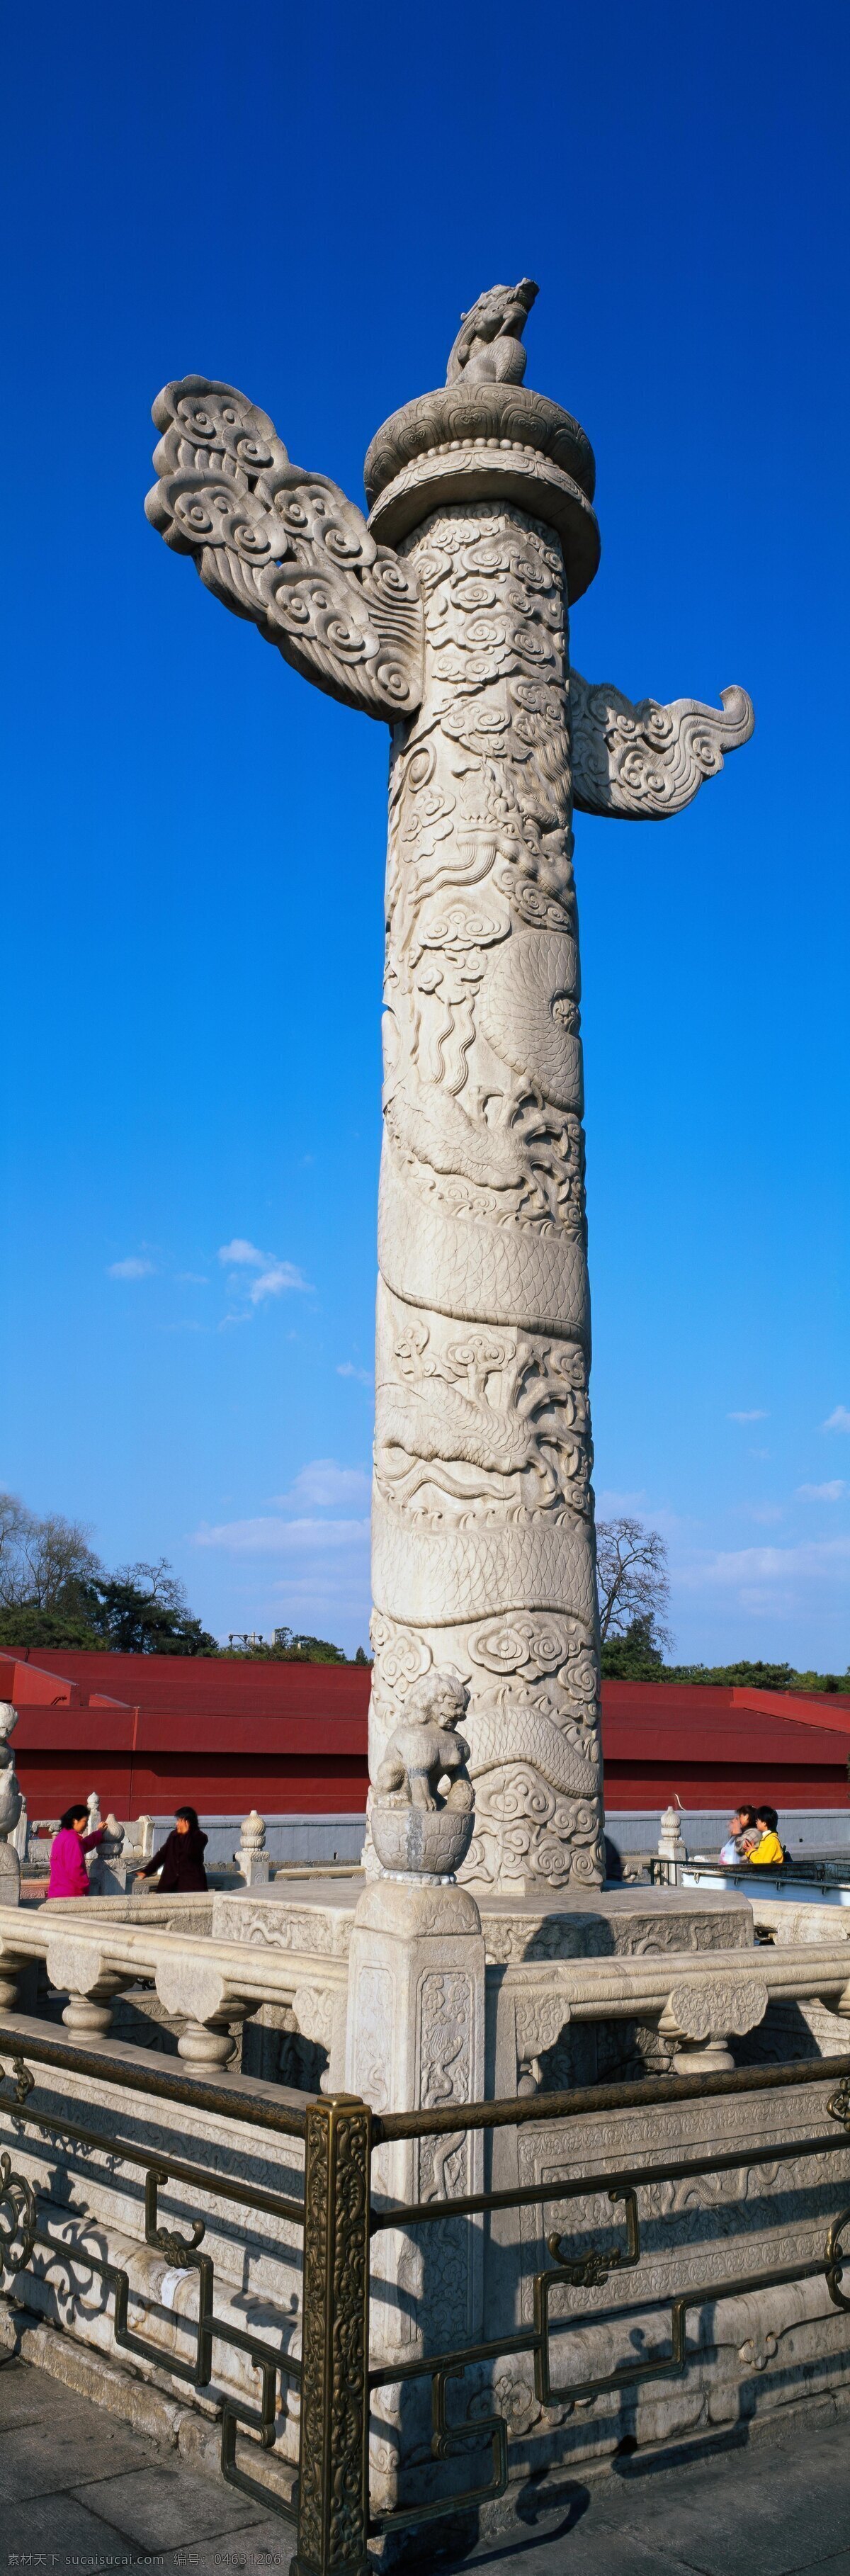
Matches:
[[237, 1809, 271, 1886], [346, 1876, 486, 2519], [657, 1805, 686, 1885], [0, 1702, 23, 1907], [291, 2094, 371, 2576], [87, 1814, 128, 1894], [344, 1711, 484, 2521]]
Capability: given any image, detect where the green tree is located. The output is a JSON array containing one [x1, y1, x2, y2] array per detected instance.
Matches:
[[0, 1498, 217, 1657], [82, 1561, 218, 1655], [663, 1659, 850, 1692], [0, 1601, 105, 1652], [600, 1614, 667, 1680]]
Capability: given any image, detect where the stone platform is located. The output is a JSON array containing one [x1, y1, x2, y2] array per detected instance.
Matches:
[[3, 1866, 850, 2543]]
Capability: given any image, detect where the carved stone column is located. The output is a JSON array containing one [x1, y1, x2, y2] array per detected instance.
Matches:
[[366, 395, 604, 1895], [144, 285, 752, 1903]]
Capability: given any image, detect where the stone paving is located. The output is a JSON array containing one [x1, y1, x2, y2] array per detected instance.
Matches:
[[1, 2351, 848, 2576], [458, 2411, 850, 2575]]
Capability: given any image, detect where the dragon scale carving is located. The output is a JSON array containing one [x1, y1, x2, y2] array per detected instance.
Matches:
[[371, 499, 605, 1887], [146, 285, 753, 1893]]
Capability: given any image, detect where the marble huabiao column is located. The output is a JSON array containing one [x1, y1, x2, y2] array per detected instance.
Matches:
[[145, 285, 751, 1903], [366, 396, 604, 1895]]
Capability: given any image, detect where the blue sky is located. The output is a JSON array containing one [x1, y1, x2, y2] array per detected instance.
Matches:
[[2, 3, 848, 1664]]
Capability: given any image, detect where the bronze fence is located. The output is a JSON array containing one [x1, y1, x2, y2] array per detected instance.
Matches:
[[1, 2028, 850, 2573]]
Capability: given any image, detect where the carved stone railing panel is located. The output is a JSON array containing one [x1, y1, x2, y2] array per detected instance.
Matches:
[[3, 1907, 850, 2106]]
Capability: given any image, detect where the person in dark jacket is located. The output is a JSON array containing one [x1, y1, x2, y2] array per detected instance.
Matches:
[[137, 1806, 208, 1892]]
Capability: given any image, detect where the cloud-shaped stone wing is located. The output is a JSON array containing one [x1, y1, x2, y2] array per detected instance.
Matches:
[[570, 673, 754, 818], [145, 376, 424, 723]]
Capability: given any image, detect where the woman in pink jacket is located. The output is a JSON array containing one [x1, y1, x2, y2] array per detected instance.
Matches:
[[47, 1804, 105, 1899]]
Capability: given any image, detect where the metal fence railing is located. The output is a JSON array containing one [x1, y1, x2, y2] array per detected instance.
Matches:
[[1, 2030, 850, 2573], [650, 1855, 850, 1893]]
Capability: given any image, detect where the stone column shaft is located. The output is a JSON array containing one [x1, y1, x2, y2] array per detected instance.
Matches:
[[370, 495, 603, 1892]]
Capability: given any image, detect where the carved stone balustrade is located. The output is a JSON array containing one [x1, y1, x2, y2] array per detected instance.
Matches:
[[0, 1908, 350, 2077], [0, 1902, 848, 2089]]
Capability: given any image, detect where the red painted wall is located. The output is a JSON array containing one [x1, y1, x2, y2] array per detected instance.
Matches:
[[600, 1679, 850, 1808], [4, 1652, 849, 1819], [1, 1651, 371, 1817]]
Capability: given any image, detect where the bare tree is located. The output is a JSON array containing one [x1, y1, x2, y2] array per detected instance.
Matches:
[[596, 1515, 672, 1650], [0, 1493, 33, 1607], [115, 1559, 187, 1613], [0, 1496, 99, 1610], [17, 1512, 100, 1609]]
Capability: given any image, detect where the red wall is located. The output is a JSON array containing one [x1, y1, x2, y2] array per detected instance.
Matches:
[[1, 1652, 371, 1817], [600, 1679, 850, 1809], [4, 1653, 849, 1819]]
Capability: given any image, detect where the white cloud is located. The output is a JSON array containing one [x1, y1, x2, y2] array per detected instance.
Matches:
[[823, 1407, 850, 1434], [249, 1262, 307, 1304], [337, 1362, 373, 1386], [798, 1480, 846, 1502], [747, 1505, 785, 1525], [107, 1256, 155, 1280], [727, 1409, 769, 1423], [217, 1238, 308, 1304], [273, 1459, 371, 1510], [218, 1239, 264, 1268], [177, 1271, 209, 1285], [677, 1535, 850, 1593], [595, 1488, 648, 1513], [193, 1515, 370, 1554]]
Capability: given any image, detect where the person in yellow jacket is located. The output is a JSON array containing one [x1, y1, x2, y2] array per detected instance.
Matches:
[[747, 1804, 785, 1865]]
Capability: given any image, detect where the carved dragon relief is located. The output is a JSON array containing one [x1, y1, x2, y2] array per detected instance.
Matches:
[[147, 286, 754, 1893]]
